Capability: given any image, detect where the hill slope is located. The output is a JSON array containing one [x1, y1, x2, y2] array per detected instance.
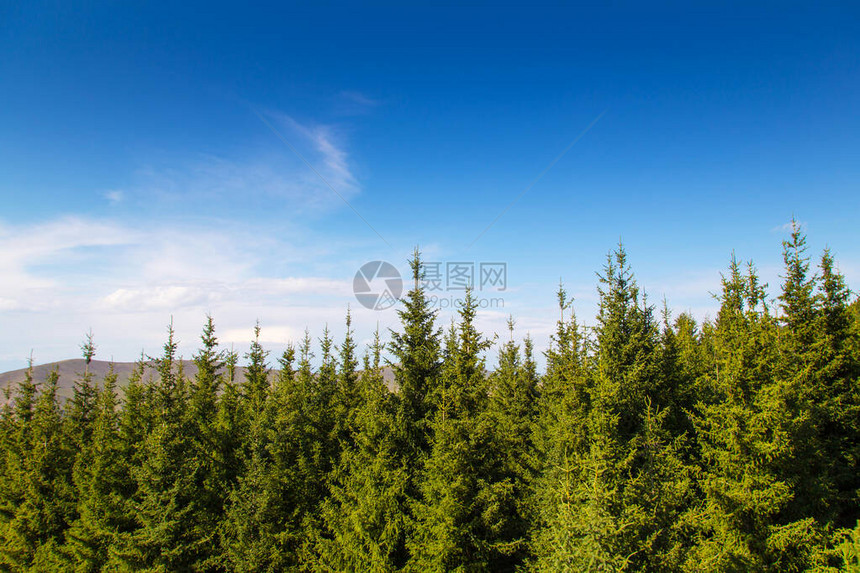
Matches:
[[0, 359, 396, 401]]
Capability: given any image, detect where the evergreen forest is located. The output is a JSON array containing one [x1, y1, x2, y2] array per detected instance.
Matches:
[[2, 225, 859, 572]]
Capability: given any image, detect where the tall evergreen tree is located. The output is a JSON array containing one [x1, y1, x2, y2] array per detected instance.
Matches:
[[186, 316, 231, 570], [222, 342, 296, 572], [124, 322, 209, 571], [334, 309, 361, 450], [67, 331, 99, 452], [411, 289, 509, 570], [313, 330, 410, 571], [774, 223, 829, 526], [0, 368, 74, 570], [815, 249, 860, 530], [530, 284, 591, 569], [692, 257, 823, 571], [65, 365, 136, 571], [0, 362, 38, 564], [484, 320, 539, 569], [533, 247, 693, 571], [389, 248, 443, 461]]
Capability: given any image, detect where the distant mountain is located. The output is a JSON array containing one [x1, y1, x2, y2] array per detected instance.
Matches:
[[0, 358, 396, 402]]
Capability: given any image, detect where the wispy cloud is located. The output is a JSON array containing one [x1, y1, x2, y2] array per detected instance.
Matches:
[[103, 285, 213, 312], [105, 190, 124, 204], [333, 90, 381, 116], [263, 110, 359, 196], [0, 215, 398, 371], [0, 217, 136, 311], [126, 113, 360, 216], [771, 220, 808, 233]]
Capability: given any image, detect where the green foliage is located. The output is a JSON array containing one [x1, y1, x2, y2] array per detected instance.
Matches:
[[313, 330, 410, 571], [388, 248, 443, 461], [0, 231, 857, 571], [532, 247, 694, 571]]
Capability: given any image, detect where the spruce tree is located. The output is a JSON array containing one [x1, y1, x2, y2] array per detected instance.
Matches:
[[815, 249, 860, 530], [124, 322, 207, 571], [692, 257, 821, 571], [530, 285, 591, 569], [410, 289, 501, 570], [225, 331, 321, 570], [67, 332, 99, 472], [107, 355, 150, 565], [216, 345, 243, 496], [334, 309, 361, 450], [186, 316, 230, 570], [533, 247, 693, 571], [388, 248, 443, 462], [313, 330, 410, 571], [65, 365, 136, 571], [483, 319, 539, 570], [0, 368, 74, 570], [223, 328, 286, 572], [774, 223, 829, 526], [0, 362, 38, 567]]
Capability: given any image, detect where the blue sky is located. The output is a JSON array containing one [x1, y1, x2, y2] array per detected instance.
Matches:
[[1, 2, 859, 371]]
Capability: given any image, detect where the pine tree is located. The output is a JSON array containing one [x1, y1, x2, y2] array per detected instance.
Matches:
[[815, 249, 860, 530], [313, 330, 410, 571], [389, 248, 443, 462], [533, 247, 693, 571], [0, 368, 75, 570], [692, 256, 821, 571], [124, 322, 208, 571], [483, 319, 539, 570], [410, 289, 500, 570], [65, 365, 136, 571], [530, 284, 591, 569]]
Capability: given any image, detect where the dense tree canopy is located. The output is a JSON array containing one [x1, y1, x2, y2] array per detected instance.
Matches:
[[1, 230, 858, 572]]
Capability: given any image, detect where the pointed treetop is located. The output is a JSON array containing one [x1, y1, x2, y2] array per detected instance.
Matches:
[[409, 246, 424, 289], [81, 329, 96, 366]]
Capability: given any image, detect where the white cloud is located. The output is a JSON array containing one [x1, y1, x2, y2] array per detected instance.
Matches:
[[241, 277, 350, 296], [338, 91, 380, 108], [332, 90, 382, 116], [0, 217, 136, 312], [771, 220, 808, 233], [221, 325, 305, 345], [105, 190, 124, 204], [124, 112, 361, 216], [103, 285, 213, 312], [257, 110, 359, 200], [0, 214, 399, 371]]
